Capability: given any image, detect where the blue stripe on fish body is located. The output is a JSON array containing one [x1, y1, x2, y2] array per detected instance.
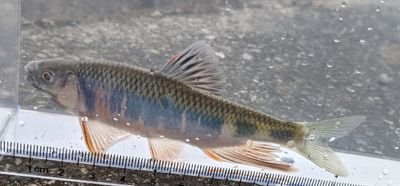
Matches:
[[122, 91, 183, 130], [200, 114, 224, 131], [124, 92, 141, 121], [109, 88, 123, 114], [140, 98, 160, 127], [77, 71, 224, 138], [78, 76, 96, 114]]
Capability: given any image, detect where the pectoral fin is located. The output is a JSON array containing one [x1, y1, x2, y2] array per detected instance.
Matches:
[[203, 140, 295, 171], [149, 138, 184, 161], [80, 116, 131, 153]]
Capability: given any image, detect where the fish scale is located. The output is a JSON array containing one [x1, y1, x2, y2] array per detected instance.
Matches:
[[74, 60, 296, 141], [25, 41, 366, 176]]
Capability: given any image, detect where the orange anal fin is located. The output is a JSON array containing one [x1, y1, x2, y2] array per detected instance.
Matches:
[[149, 138, 184, 161], [80, 116, 131, 153], [203, 140, 296, 171]]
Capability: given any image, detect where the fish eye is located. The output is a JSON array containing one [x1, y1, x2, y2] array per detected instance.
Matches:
[[41, 71, 54, 83]]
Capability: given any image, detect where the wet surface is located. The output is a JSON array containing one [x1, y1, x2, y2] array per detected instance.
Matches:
[[18, 0, 400, 161]]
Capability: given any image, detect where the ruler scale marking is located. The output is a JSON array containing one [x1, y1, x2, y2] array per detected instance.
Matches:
[[0, 141, 366, 185]]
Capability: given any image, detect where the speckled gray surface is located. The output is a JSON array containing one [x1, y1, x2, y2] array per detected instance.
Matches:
[[11, 0, 400, 184]]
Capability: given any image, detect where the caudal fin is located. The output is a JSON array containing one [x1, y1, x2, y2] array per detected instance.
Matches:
[[295, 116, 366, 176]]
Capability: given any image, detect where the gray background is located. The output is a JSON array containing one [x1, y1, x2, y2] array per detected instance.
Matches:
[[0, 0, 19, 106], [18, 0, 400, 160]]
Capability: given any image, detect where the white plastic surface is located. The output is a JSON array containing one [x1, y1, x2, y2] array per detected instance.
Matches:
[[1, 107, 399, 186]]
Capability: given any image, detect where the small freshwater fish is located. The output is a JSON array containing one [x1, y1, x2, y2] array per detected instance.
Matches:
[[24, 41, 365, 176]]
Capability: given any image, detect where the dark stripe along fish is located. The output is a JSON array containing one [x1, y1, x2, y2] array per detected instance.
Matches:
[[24, 41, 365, 176]]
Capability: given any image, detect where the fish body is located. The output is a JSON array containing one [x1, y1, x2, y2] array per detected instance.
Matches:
[[25, 41, 365, 176], [64, 60, 299, 147]]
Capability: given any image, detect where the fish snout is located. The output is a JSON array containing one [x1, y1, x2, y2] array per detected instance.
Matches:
[[24, 61, 39, 73], [24, 61, 40, 82]]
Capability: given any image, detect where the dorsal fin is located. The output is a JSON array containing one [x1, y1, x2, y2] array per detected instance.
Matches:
[[160, 41, 223, 96]]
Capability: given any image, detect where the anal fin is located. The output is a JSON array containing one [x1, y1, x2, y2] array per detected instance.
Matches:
[[203, 140, 295, 171], [149, 138, 184, 161], [80, 116, 131, 153]]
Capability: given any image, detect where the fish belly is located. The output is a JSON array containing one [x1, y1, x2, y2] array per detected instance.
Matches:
[[79, 79, 236, 148]]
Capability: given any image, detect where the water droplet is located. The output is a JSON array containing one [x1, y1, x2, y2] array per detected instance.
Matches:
[[323, 154, 329, 160], [113, 117, 118, 121], [346, 87, 355, 93], [33, 106, 38, 110], [326, 63, 333, 68], [268, 65, 274, 69], [81, 116, 88, 122], [394, 146, 399, 150], [374, 150, 383, 155], [380, 0, 385, 3], [195, 137, 200, 141], [329, 137, 336, 142], [395, 128, 400, 134], [367, 27, 373, 31], [359, 39, 366, 44], [185, 139, 190, 142], [126, 122, 131, 126], [205, 35, 216, 40], [18, 120, 25, 127], [137, 135, 142, 139], [0, 80, 2, 84], [333, 39, 341, 43], [117, 113, 121, 116], [340, 1, 347, 8], [354, 69, 361, 74], [242, 53, 253, 61], [159, 135, 164, 138], [215, 52, 225, 59], [307, 135, 316, 141], [132, 145, 136, 149], [376, 7, 381, 12], [382, 169, 389, 175], [338, 17, 344, 21]]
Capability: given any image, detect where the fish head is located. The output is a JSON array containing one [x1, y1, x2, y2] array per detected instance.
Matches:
[[24, 58, 80, 111]]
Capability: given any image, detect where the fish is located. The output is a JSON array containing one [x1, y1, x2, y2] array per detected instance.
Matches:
[[24, 41, 365, 176]]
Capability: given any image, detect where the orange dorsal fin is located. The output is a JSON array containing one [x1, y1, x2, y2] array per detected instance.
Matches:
[[160, 41, 223, 96], [203, 140, 296, 171]]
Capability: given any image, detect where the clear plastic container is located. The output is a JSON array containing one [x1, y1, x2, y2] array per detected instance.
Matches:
[[1, 0, 400, 185]]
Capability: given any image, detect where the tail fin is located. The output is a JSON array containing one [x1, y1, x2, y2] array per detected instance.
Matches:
[[295, 116, 366, 176]]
